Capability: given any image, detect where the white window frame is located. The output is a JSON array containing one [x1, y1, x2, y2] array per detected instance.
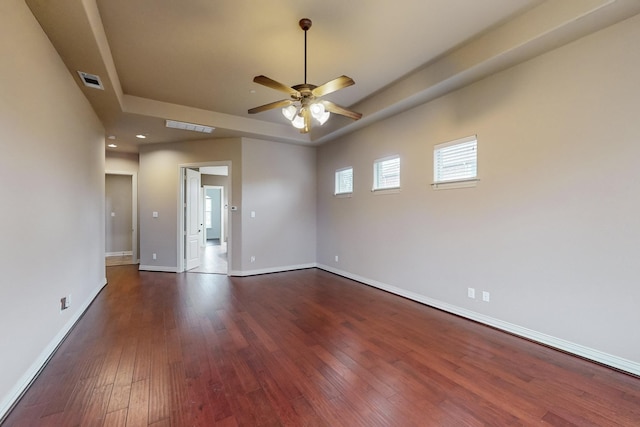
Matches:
[[205, 196, 212, 228], [334, 167, 353, 196], [372, 155, 401, 192], [432, 135, 478, 190]]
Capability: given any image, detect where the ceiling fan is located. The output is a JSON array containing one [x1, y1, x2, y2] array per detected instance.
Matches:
[[248, 18, 362, 133]]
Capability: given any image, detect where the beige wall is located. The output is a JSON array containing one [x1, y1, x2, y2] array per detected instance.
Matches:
[[138, 137, 317, 275], [0, 0, 106, 416], [240, 138, 316, 273], [105, 151, 139, 173], [138, 138, 242, 270], [317, 14, 640, 371], [201, 174, 228, 188]]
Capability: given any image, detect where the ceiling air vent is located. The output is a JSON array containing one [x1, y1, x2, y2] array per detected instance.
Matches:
[[77, 71, 104, 90], [165, 120, 214, 134]]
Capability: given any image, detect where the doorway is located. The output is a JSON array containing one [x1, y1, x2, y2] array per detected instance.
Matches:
[[188, 185, 227, 274], [178, 162, 231, 274], [105, 171, 138, 266]]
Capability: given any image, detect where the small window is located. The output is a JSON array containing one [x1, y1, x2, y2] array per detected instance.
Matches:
[[433, 136, 477, 188], [335, 167, 353, 195], [373, 155, 400, 191]]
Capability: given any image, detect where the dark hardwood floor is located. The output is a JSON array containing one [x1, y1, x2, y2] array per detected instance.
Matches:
[[4, 266, 640, 426]]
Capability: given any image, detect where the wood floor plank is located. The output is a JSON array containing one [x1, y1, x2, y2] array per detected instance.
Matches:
[[125, 379, 149, 427], [79, 383, 113, 427], [107, 337, 137, 413], [4, 265, 640, 426], [102, 407, 128, 427]]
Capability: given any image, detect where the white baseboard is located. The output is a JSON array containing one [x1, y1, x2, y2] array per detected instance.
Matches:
[[138, 265, 179, 273], [0, 278, 107, 422], [317, 264, 640, 377], [105, 251, 133, 257], [230, 262, 317, 277]]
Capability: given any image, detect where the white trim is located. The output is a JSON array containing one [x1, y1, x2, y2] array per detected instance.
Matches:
[[431, 178, 479, 190], [0, 279, 107, 421], [371, 187, 401, 194], [316, 264, 640, 377], [334, 166, 354, 195], [105, 251, 133, 257], [229, 263, 317, 277], [138, 265, 179, 273], [372, 155, 401, 191], [433, 135, 477, 185]]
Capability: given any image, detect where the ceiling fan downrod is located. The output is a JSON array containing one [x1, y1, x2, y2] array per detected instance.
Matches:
[[299, 18, 312, 85]]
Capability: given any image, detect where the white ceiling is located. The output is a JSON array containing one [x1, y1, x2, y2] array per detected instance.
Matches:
[[25, 0, 640, 152]]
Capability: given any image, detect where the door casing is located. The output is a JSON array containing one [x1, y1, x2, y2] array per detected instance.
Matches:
[[177, 161, 232, 274], [105, 170, 138, 263]]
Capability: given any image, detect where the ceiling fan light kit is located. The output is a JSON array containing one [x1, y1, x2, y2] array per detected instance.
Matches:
[[248, 18, 362, 133]]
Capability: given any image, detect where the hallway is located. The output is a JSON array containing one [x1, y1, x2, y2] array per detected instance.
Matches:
[[188, 238, 227, 274]]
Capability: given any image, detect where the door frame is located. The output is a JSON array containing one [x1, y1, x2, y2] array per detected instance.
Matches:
[[177, 161, 232, 274], [203, 185, 224, 244], [105, 170, 138, 263]]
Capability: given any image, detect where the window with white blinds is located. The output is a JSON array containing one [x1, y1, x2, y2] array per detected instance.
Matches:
[[434, 136, 477, 185], [335, 167, 353, 195], [373, 155, 400, 191]]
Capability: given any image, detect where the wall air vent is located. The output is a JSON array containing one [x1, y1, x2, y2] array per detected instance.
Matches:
[[165, 120, 214, 134], [77, 71, 104, 90]]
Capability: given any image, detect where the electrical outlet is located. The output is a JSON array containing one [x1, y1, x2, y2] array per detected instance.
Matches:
[[152, 253, 157, 260], [468, 287, 475, 299], [335, 255, 339, 262], [482, 291, 490, 302], [60, 296, 70, 311], [250, 256, 255, 263]]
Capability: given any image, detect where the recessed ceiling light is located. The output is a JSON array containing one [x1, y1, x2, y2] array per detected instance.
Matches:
[[136, 134, 147, 139], [107, 143, 117, 148], [250, 89, 256, 94], [107, 135, 116, 140], [165, 120, 214, 134]]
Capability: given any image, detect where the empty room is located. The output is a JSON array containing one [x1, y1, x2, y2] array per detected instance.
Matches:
[[1, 0, 639, 425]]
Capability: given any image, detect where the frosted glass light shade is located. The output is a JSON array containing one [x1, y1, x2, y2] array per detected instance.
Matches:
[[317, 110, 330, 125], [282, 105, 297, 121], [291, 114, 305, 129], [310, 102, 325, 119]]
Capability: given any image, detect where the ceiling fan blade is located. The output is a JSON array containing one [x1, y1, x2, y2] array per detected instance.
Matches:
[[253, 75, 301, 98], [322, 100, 362, 121], [312, 75, 355, 97], [248, 99, 293, 114]]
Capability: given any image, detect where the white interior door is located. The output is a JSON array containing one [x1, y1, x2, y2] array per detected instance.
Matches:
[[185, 168, 201, 270]]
